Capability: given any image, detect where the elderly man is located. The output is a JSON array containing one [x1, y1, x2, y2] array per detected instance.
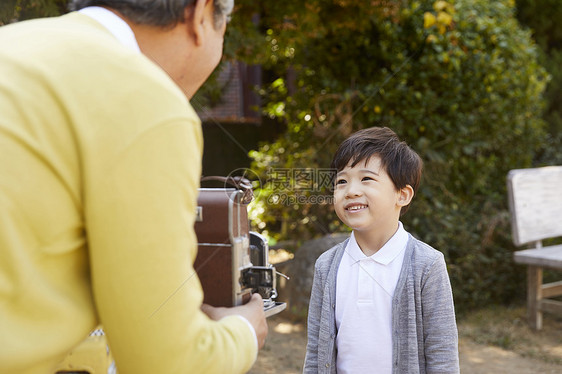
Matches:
[[0, 1, 267, 373]]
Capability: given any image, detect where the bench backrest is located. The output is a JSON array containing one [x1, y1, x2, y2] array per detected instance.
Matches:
[[507, 166, 562, 247]]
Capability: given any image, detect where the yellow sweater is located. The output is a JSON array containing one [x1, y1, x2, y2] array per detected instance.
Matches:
[[0, 12, 256, 374]]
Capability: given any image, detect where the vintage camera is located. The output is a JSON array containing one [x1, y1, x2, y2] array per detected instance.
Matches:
[[193, 182, 286, 317]]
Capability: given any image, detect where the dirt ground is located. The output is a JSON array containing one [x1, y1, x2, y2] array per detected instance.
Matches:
[[248, 308, 562, 374], [252, 250, 562, 373]]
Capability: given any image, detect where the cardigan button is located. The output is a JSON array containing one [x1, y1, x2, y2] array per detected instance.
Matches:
[[325, 363, 330, 368]]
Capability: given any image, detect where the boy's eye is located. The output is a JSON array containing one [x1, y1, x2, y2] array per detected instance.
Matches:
[[335, 179, 347, 185], [362, 176, 374, 181]]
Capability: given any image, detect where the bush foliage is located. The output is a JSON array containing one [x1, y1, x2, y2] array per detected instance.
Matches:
[[242, 0, 549, 310], [516, 0, 562, 165], [0, 0, 67, 25], [1, 0, 554, 311]]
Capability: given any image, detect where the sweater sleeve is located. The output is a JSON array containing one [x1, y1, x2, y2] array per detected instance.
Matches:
[[85, 119, 257, 374], [421, 253, 460, 374], [303, 259, 324, 373]]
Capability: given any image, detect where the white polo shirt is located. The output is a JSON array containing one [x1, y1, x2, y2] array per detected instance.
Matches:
[[335, 222, 408, 374], [78, 6, 141, 53]]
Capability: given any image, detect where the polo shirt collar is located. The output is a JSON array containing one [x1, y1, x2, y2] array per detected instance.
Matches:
[[347, 222, 408, 265], [78, 6, 141, 53]]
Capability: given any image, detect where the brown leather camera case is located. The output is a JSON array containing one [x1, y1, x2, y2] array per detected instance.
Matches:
[[193, 188, 252, 307]]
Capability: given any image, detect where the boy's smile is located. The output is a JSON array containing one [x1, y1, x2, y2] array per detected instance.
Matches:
[[334, 155, 410, 254], [344, 203, 368, 212]]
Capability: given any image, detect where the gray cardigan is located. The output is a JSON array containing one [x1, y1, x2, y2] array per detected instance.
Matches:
[[303, 235, 460, 374]]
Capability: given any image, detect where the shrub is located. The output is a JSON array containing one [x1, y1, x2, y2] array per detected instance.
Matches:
[[247, 0, 549, 310], [516, 0, 562, 165], [0, 0, 67, 25]]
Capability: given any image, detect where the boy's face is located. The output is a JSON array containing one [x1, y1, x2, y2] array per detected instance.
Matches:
[[333, 155, 404, 237]]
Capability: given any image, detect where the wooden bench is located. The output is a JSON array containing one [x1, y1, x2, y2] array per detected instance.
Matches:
[[507, 166, 562, 330]]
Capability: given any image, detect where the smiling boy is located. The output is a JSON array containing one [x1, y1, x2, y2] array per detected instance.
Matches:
[[303, 127, 459, 373]]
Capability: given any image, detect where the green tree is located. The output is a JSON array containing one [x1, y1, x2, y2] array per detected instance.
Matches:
[[1, 0, 552, 311], [516, 0, 562, 165], [237, 0, 549, 310], [0, 0, 67, 25]]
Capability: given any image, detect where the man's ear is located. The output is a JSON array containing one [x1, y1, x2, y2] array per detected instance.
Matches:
[[397, 185, 414, 208], [184, 0, 211, 46]]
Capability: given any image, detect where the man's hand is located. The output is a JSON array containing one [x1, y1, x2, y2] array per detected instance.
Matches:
[[201, 293, 268, 349]]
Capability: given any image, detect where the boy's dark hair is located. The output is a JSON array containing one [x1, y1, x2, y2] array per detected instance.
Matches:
[[330, 126, 423, 215]]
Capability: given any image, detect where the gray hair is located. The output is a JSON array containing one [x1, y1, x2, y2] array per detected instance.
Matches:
[[69, 0, 234, 28]]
